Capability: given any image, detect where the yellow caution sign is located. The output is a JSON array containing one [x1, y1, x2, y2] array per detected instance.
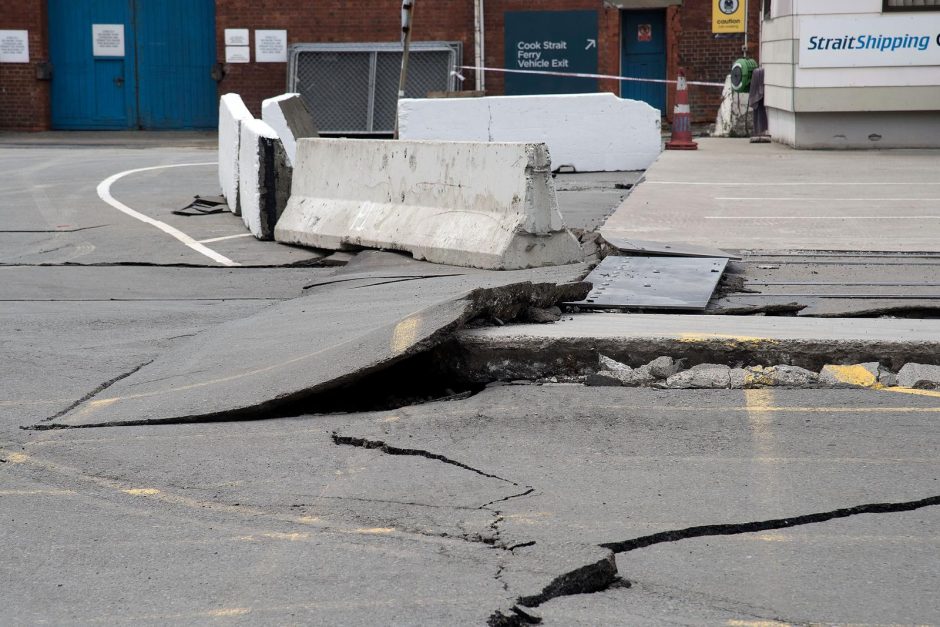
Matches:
[[713, 0, 746, 33]]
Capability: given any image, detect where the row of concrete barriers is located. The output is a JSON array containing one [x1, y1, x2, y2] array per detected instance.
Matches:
[[217, 92, 661, 270]]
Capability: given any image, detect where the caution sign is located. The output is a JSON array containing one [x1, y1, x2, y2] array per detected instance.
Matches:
[[713, 0, 745, 34]]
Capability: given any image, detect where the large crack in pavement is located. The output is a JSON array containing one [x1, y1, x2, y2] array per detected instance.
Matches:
[[488, 494, 940, 626], [330, 431, 538, 600]]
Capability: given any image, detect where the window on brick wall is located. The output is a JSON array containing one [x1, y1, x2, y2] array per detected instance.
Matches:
[[883, 0, 940, 11]]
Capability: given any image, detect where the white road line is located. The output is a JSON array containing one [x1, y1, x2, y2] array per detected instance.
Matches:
[[97, 162, 239, 267], [716, 197, 940, 202], [198, 233, 253, 244], [704, 216, 940, 220], [646, 181, 940, 186]]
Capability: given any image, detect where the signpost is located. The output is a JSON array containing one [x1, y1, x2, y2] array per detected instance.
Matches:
[[503, 10, 599, 95]]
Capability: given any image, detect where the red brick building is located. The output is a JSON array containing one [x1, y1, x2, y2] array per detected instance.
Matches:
[[0, 0, 759, 131]]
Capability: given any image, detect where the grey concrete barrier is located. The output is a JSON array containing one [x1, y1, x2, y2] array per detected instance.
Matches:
[[398, 93, 662, 172], [274, 139, 584, 270], [238, 118, 291, 241], [218, 93, 253, 215], [261, 93, 318, 167]]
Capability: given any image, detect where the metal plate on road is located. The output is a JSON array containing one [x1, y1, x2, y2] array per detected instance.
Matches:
[[604, 236, 741, 260], [567, 255, 729, 311]]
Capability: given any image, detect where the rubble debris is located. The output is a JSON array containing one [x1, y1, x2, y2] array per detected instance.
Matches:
[[745, 365, 819, 388], [819, 363, 886, 389], [897, 363, 940, 390], [525, 306, 562, 324], [665, 364, 731, 389]]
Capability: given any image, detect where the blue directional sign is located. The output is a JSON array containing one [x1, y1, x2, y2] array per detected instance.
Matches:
[[504, 10, 599, 95]]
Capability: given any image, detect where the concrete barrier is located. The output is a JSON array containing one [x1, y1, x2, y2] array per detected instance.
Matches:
[[261, 93, 318, 167], [274, 139, 583, 270], [239, 118, 292, 240], [398, 93, 661, 172], [218, 93, 253, 215]]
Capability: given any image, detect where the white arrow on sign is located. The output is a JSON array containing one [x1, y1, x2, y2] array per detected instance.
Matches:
[[585, 39, 597, 50]]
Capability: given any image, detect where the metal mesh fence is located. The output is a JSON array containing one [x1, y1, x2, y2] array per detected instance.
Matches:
[[288, 43, 459, 135], [884, 0, 939, 8]]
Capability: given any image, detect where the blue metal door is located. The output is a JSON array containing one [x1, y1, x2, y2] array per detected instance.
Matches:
[[49, 0, 137, 129], [49, 0, 217, 130], [136, 0, 217, 129], [621, 10, 667, 113]]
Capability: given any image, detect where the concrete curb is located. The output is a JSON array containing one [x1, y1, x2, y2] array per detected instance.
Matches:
[[454, 314, 940, 380]]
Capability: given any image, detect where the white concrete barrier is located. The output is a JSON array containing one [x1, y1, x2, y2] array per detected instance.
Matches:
[[274, 139, 583, 270], [218, 93, 253, 215], [239, 118, 291, 240], [261, 93, 318, 167], [398, 93, 661, 172]]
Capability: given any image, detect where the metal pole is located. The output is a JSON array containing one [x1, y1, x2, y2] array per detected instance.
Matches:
[[394, 0, 415, 138], [743, 0, 749, 57]]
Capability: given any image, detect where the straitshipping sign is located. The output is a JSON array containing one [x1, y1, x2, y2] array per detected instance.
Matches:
[[800, 14, 940, 68]]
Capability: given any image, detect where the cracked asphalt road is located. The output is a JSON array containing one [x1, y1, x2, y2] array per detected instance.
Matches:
[[2, 139, 939, 625]]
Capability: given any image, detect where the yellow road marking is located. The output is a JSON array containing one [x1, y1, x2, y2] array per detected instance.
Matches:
[[205, 608, 251, 617], [237, 532, 310, 542], [122, 488, 161, 496], [883, 387, 940, 399], [679, 333, 779, 345], [820, 364, 880, 388], [5, 452, 29, 464], [355, 527, 395, 535], [377, 415, 401, 423], [390, 316, 420, 355], [0, 489, 76, 496], [727, 621, 791, 627]]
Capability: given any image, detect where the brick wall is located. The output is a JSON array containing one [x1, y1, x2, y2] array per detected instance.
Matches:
[[675, 0, 762, 121], [0, 2, 50, 130], [0, 0, 760, 130]]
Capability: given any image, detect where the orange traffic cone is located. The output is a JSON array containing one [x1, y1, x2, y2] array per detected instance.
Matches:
[[665, 68, 698, 151]]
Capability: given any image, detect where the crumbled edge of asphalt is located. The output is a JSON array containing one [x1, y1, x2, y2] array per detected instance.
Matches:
[[31, 278, 591, 430]]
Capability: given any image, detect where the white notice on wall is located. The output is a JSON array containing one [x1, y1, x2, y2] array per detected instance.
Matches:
[[0, 30, 30, 63], [226, 46, 250, 63], [225, 29, 249, 46], [255, 30, 287, 63], [93, 24, 125, 57]]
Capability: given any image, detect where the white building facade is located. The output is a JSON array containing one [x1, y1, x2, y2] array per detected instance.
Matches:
[[761, 0, 940, 148]]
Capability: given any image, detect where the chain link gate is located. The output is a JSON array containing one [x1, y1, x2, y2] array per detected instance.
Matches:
[[287, 42, 461, 135]]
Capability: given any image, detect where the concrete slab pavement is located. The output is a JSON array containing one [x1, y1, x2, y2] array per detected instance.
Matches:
[[602, 138, 940, 252]]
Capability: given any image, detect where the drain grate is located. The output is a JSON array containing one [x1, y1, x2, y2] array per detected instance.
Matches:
[[567, 255, 729, 311]]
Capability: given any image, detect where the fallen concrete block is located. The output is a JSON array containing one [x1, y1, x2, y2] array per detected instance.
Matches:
[[599, 354, 631, 373], [239, 118, 292, 241], [747, 365, 819, 388], [261, 93, 318, 167], [398, 93, 661, 172], [665, 364, 732, 389], [218, 93, 253, 216], [897, 363, 940, 390], [275, 139, 584, 270], [646, 356, 680, 380], [819, 363, 882, 389]]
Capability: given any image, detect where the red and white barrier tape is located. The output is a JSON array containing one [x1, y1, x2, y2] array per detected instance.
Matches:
[[457, 65, 726, 88]]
